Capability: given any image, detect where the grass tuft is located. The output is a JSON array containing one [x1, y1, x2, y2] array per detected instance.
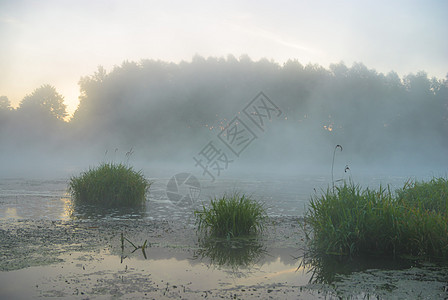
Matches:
[[68, 163, 150, 207], [305, 177, 448, 259], [396, 177, 448, 215], [195, 192, 266, 238]]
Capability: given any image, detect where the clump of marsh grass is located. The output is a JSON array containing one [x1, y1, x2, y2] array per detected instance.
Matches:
[[305, 182, 399, 257], [396, 177, 448, 215], [68, 163, 150, 207], [195, 193, 266, 238], [305, 177, 448, 259], [395, 177, 448, 258]]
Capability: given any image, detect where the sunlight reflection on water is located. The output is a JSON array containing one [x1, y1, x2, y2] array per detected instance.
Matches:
[[0, 245, 312, 299]]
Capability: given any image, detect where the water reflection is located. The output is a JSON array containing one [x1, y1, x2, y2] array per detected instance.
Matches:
[[4, 207, 19, 219], [298, 251, 415, 284], [69, 202, 147, 220], [193, 236, 267, 273], [59, 196, 73, 219], [0, 247, 313, 299]]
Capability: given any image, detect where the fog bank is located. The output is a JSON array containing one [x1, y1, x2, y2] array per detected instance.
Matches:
[[1, 56, 447, 180]]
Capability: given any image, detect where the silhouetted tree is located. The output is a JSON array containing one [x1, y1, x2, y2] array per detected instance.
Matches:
[[0, 96, 13, 132], [18, 84, 67, 121], [0, 96, 12, 111]]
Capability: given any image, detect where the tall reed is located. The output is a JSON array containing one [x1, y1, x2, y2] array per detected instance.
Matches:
[[305, 178, 448, 259]]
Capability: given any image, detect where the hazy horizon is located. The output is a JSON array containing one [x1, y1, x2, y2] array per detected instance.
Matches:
[[1, 57, 447, 180], [1, 1, 447, 181], [1, 0, 447, 115], [2, 56, 448, 119]]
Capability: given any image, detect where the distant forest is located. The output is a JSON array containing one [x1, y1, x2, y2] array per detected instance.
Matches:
[[1, 55, 447, 176]]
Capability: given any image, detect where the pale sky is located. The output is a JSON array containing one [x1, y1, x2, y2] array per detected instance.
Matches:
[[1, 0, 447, 116]]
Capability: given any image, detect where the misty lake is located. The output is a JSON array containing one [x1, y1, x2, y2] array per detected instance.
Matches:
[[0, 174, 412, 221], [1, 173, 447, 299]]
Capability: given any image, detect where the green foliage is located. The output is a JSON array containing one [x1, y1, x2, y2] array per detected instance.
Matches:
[[395, 177, 448, 258], [68, 163, 150, 207], [396, 177, 448, 215], [305, 178, 448, 259], [195, 193, 266, 238]]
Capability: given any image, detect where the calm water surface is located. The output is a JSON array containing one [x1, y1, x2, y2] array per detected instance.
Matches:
[[0, 174, 413, 221], [1, 173, 447, 299]]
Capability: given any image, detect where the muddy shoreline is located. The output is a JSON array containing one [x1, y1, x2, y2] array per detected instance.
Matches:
[[1, 217, 447, 299]]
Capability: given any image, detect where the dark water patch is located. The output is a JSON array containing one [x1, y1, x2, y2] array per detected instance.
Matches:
[[69, 203, 148, 220]]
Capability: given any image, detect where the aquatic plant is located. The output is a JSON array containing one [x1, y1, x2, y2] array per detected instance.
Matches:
[[195, 193, 266, 238], [68, 163, 150, 207], [331, 144, 343, 190], [396, 177, 448, 214], [395, 177, 448, 258], [304, 177, 448, 259]]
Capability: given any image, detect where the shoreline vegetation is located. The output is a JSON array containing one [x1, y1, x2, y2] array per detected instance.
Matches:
[[305, 177, 448, 260], [66, 161, 447, 262], [68, 162, 150, 207]]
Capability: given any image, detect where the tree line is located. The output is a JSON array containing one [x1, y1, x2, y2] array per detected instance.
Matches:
[[1, 55, 447, 174]]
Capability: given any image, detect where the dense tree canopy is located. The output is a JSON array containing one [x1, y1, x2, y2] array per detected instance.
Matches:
[[1, 56, 447, 176]]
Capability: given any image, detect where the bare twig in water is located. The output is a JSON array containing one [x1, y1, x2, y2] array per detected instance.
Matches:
[[121, 233, 149, 260]]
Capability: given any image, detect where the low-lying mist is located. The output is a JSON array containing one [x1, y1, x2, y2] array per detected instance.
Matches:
[[1, 56, 447, 180]]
